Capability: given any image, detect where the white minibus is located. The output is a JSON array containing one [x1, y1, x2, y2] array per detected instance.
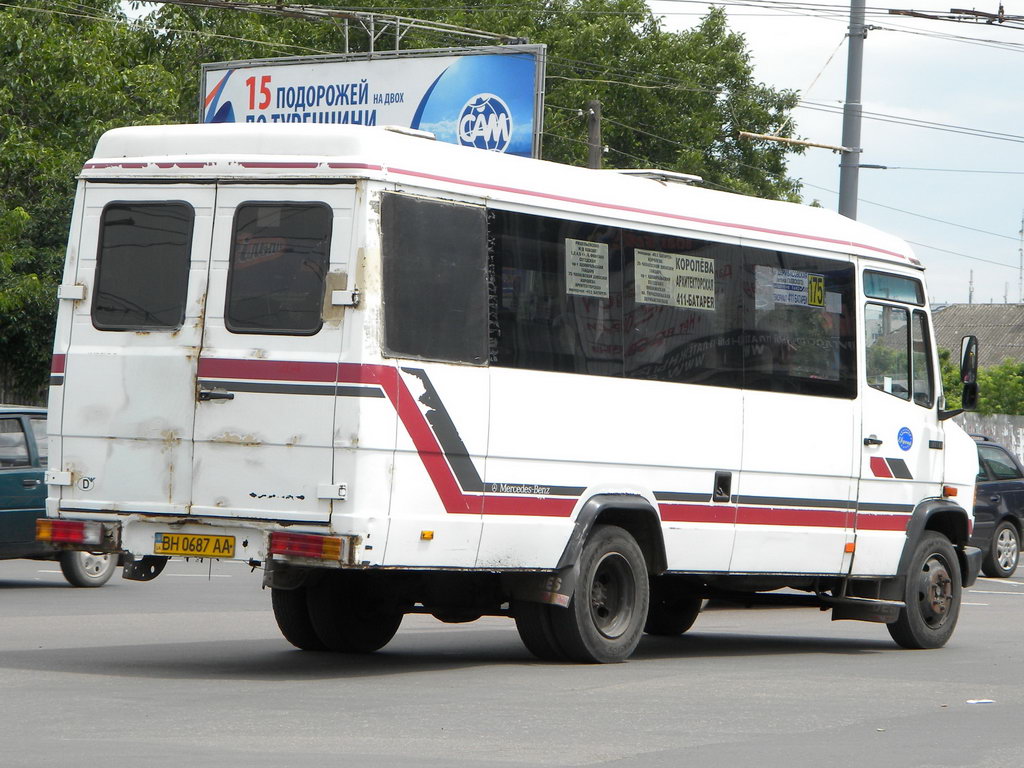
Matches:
[[39, 123, 982, 662]]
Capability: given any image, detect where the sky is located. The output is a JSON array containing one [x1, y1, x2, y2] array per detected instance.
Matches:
[[652, 0, 1024, 306]]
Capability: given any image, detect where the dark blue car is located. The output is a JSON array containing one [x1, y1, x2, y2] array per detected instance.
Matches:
[[0, 406, 117, 586], [971, 435, 1024, 578]]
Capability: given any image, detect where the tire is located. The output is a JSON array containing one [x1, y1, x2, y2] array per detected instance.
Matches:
[[548, 524, 649, 663], [887, 532, 962, 649], [271, 587, 327, 651], [59, 550, 117, 587], [306, 575, 403, 653], [982, 520, 1020, 578], [513, 599, 567, 661], [644, 588, 702, 636]]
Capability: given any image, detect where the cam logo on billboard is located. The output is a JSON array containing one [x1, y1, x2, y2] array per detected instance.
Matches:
[[458, 93, 512, 152]]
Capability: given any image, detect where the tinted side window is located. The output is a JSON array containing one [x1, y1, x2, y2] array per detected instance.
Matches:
[[492, 210, 622, 375], [381, 194, 489, 365], [979, 444, 1023, 481], [864, 271, 925, 305], [623, 231, 741, 387], [0, 419, 29, 468], [744, 250, 856, 398], [92, 203, 194, 331], [226, 203, 332, 335]]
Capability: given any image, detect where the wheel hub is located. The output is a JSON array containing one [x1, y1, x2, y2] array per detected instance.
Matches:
[[920, 555, 953, 627], [996, 528, 1019, 572], [589, 552, 635, 639]]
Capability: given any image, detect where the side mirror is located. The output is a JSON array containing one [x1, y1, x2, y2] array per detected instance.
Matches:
[[960, 335, 979, 412], [941, 335, 979, 419]]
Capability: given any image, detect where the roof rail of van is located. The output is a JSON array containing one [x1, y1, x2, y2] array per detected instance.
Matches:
[[382, 126, 436, 141], [595, 168, 703, 185]]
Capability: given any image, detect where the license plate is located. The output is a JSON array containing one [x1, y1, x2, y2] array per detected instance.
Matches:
[[154, 532, 236, 558]]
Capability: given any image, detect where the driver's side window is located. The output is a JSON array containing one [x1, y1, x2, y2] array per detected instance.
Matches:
[[865, 303, 910, 401]]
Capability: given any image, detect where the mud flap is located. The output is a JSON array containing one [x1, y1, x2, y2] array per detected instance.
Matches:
[[122, 555, 169, 581], [506, 565, 578, 609]]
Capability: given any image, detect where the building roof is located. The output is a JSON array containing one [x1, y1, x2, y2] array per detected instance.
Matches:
[[932, 303, 1024, 367]]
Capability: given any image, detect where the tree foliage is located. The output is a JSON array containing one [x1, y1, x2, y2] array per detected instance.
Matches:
[[0, 0, 805, 397], [940, 349, 1024, 416]]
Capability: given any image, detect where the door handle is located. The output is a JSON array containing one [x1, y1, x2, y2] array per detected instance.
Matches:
[[863, 436, 883, 446], [990, 495, 1001, 503], [22, 478, 41, 488], [198, 390, 235, 402]]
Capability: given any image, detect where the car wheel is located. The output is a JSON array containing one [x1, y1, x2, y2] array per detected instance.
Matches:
[[644, 590, 702, 636], [982, 520, 1020, 578], [59, 550, 118, 587], [887, 532, 961, 649], [513, 599, 568, 661], [271, 586, 327, 651], [305, 574, 403, 653], [548, 524, 649, 663]]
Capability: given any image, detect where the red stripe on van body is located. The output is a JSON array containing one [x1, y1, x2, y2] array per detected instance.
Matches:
[[51, 354, 66, 374], [194, 358, 910, 529], [736, 506, 848, 528], [869, 457, 894, 478]]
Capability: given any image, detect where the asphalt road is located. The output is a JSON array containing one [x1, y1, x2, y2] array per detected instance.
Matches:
[[1, 556, 1022, 768]]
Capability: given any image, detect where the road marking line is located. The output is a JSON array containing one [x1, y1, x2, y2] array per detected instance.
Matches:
[[967, 589, 1024, 596], [978, 577, 1024, 587]]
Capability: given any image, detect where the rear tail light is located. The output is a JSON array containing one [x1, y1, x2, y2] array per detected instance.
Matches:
[[269, 532, 343, 561], [36, 519, 104, 547]]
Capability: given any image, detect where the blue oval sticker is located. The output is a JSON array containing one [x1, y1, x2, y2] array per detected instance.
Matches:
[[897, 427, 914, 451]]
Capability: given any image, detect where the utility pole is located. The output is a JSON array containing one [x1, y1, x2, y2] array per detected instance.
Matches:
[[838, 0, 867, 219], [969, 270, 975, 305], [586, 101, 602, 169], [1018, 210, 1023, 302]]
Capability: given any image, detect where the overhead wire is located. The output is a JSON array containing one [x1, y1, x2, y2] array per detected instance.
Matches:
[[4, 0, 1023, 253]]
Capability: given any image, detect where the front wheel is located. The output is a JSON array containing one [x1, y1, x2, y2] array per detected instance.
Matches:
[[548, 524, 649, 663], [59, 551, 118, 587], [982, 520, 1020, 578], [887, 532, 962, 649]]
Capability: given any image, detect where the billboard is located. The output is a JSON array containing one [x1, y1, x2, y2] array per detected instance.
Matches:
[[200, 45, 546, 158]]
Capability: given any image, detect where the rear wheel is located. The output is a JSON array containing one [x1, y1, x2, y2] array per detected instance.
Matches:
[[271, 587, 327, 651], [513, 599, 567, 661], [644, 588, 702, 636], [306, 575, 403, 653], [888, 532, 962, 649], [982, 520, 1020, 578], [549, 524, 649, 663], [59, 551, 117, 587]]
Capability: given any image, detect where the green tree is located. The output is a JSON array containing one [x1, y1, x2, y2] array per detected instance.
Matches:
[[0, 0, 181, 399], [976, 358, 1024, 416], [939, 350, 1024, 416]]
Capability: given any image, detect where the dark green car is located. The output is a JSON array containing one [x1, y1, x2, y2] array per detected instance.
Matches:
[[0, 407, 117, 586]]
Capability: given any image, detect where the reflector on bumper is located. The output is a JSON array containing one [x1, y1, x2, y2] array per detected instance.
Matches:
[[269, 531, 345, 561], [36, 518, 110, 547]]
